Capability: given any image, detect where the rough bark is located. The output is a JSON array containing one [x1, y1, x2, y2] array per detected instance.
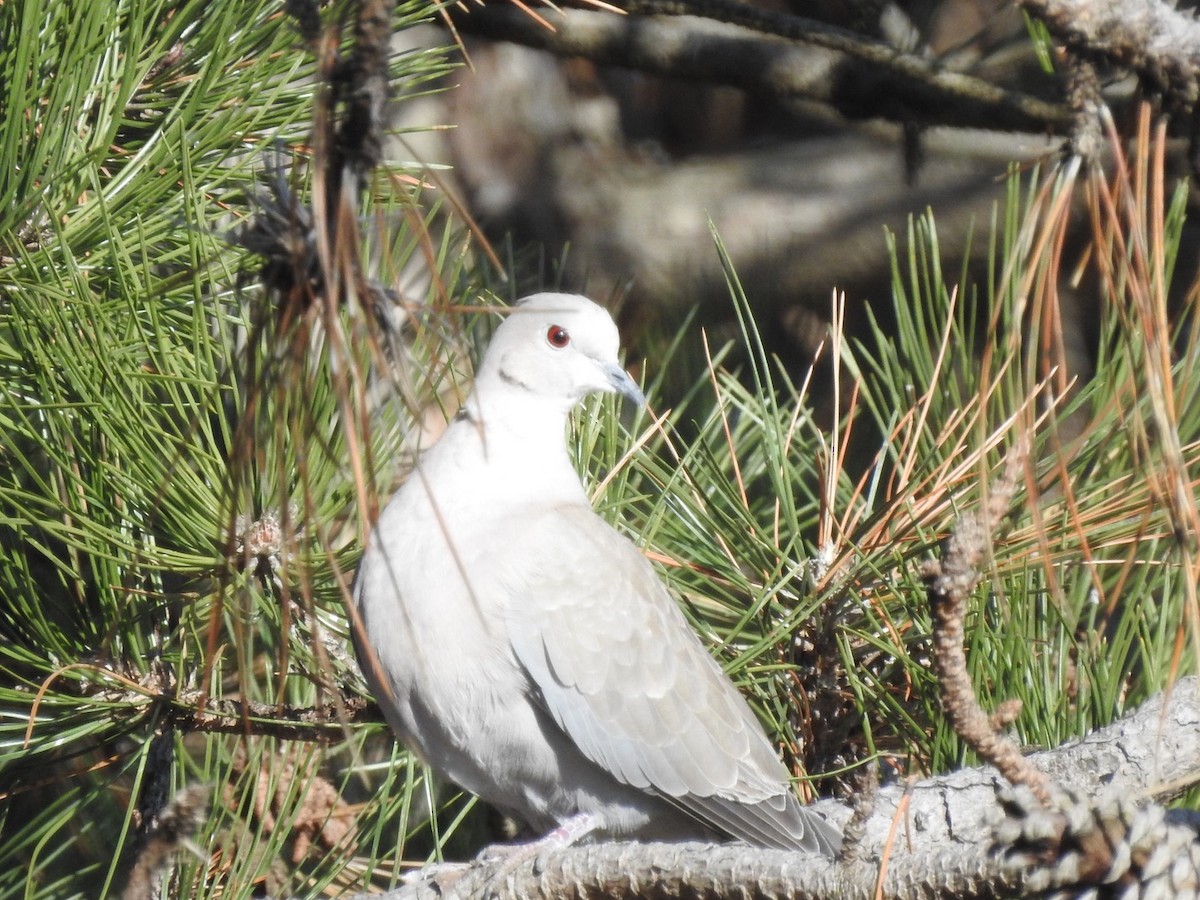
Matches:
[[1021, 0, 1200, 107], [358, 677, 1200, 899]]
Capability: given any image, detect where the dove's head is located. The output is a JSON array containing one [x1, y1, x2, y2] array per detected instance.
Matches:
[[473, 293, 645, 416]]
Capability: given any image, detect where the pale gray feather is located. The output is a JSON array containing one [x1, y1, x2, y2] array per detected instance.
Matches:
[[506, 504, 840, 854]]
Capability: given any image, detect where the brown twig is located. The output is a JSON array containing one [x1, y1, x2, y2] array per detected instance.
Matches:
[[129, 725, 176, 861], [334, 0, 398, 191], [921, 441, 1054, 807], [67, 663, 383, 743], [168, 692, 378, 743], [122, 784, 212, 900]]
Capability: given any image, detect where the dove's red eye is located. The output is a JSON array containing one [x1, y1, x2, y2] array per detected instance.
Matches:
[[546, 325, 570, 348]]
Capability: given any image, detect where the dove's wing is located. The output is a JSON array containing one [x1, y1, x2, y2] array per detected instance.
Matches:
[[506, 504, 841, 855]]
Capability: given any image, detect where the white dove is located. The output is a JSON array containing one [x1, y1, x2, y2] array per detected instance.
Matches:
[[353, 292, 841, 856]]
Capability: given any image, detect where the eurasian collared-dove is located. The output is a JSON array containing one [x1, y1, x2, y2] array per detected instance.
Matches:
[[353, 292, 841, 856]]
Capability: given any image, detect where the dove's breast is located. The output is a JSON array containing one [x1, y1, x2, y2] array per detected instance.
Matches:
[[353, 427, 667, 833]]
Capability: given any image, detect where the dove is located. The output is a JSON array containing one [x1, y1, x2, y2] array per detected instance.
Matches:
[[352, 292, 841, 856]]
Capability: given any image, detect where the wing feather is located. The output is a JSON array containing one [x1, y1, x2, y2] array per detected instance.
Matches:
[[506, 505, 839, 852]]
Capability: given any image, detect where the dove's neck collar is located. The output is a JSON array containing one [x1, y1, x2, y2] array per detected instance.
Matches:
[[453, 387, 586, 503], [462, 367, 580, 425], [458, 379, 578, 457]]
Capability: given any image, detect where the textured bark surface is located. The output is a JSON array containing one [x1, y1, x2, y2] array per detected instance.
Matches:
[[1021, 0, 1200, 106], [359, 677, 1200, 899]]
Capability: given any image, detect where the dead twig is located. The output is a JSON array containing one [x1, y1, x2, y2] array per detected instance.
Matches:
[[922, 440, 1053, 806]]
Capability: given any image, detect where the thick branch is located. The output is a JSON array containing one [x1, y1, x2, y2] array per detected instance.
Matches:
[[361, 678, 1200, 899], [447, 6, 1072, 133], [1021, 0, 1200, 107], [384, 841, 1020, 900]]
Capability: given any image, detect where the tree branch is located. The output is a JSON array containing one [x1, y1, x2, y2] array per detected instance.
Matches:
[[166, 691, 379, 743], [922, 443, 1054, 806], [446, 6, 1072, 134], [359, 677, 1200, 899], [1020, 0, 1200, 108], [336, 0, 398, 184]]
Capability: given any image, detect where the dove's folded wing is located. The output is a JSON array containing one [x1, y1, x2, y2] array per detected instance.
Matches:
[[505, 504, 840, 854]]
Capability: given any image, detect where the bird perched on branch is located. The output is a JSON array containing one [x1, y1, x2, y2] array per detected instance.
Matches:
[[353, 292, 841, 856]]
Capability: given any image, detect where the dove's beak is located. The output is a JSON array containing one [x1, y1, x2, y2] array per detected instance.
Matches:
[[604, 363, 646, 407]]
